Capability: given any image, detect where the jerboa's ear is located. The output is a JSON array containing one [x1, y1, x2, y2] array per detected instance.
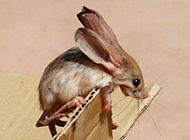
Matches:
[[75, 28, 122, 74], [77, 6, 119, 47]]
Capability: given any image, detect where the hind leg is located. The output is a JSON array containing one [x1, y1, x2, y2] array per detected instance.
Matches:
[[49, 121, 57, 137], [36, 110, 48, 127], [36, 96, 85, 127], [36, 111, 65, 136], [46, 96, 85, 124]]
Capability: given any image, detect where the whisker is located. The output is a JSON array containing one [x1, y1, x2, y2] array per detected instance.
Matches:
[[112, 96, 126, 107], [155, 101, 172, 113], [143, 48, 153, 75], [161, 83, 169, 89], [144, 86, 152, 91], [144, 85, 164, 95], [141, 99, 165, 140], [137, 44, 142, 64], [137, 99, 140, 140], [147, 109, 165, 140], [159, 77, 170, 89], [159, 76, 169, 85], [113, 98, 134, 118], [151, 70, 167, 86], [151, 59, 171, 86], [137, 99, 140, 114]]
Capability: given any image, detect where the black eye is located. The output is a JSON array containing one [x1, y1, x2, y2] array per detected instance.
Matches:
[[133, 79, 140, 87]]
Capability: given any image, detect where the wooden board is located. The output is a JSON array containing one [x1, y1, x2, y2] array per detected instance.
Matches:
[[0, 73, 161, 140], [55, 84, 161, 140]]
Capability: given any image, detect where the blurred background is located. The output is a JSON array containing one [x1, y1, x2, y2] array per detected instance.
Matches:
[[0, 0, 190, 139]]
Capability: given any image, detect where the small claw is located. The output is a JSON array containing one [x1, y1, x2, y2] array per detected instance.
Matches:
[[112, 123, 118, 129]]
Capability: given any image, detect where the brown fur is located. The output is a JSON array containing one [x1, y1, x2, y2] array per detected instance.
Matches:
[[37, 6, 148, 137]]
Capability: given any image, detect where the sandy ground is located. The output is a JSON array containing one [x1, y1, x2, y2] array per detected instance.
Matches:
[[0, 0, 190, 139]]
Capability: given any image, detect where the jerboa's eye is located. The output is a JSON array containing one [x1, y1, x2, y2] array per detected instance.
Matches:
[[133, 79, 140, 87]]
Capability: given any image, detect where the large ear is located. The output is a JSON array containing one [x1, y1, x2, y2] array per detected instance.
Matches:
[[75, 28, 122, 74], [77, 6, 119, 47]]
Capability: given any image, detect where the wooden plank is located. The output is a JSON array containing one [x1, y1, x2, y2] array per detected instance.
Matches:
[[55, 84, 161, 140], [0, 73, 161, 140]]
